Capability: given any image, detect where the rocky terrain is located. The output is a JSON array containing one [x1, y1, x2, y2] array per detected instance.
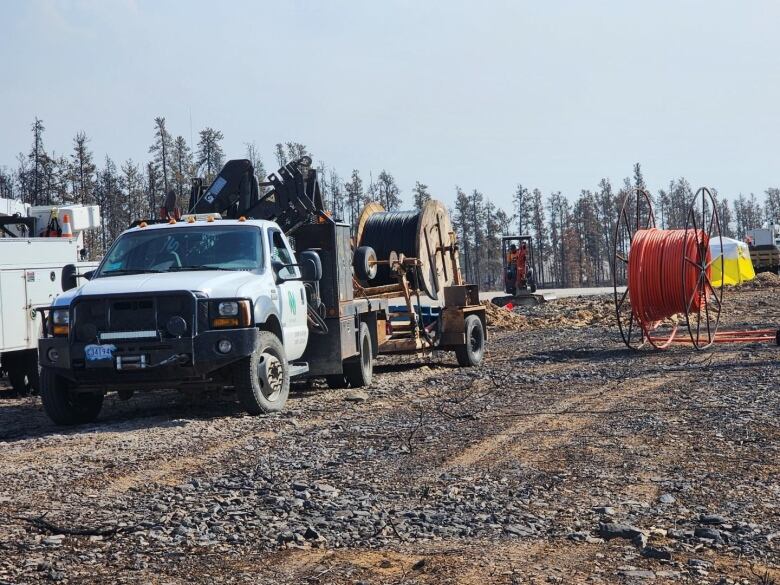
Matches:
[[0, 285, 778, 584]]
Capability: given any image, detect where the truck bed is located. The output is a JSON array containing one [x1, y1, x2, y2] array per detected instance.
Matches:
[[749, 245, 780, 272]]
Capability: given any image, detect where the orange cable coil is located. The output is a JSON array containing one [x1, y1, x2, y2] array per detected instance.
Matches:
[[628, 228, 711, 331]]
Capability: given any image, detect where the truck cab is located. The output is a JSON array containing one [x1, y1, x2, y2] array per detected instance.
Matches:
[[38, 216, 314, 424]]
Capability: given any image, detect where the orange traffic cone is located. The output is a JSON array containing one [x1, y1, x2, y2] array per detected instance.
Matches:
[[61, 214, 73, 238]]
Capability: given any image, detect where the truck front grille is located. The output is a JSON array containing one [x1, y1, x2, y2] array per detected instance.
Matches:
[[73, 294, 196, 342]]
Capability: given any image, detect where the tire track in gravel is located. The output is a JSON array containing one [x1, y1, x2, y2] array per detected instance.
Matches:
[[437, 374, 672, 475], [95, 362, 454, 493], [107, 362, 472, 494], [97, 384, 427, 494], [0, 361, 452, 503], [166, 539, 614, 584]]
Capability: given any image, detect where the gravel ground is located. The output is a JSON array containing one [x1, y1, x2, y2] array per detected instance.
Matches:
[[0, 287, 778, 584]]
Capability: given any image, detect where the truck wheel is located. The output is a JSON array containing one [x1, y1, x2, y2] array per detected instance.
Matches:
[[27, 366, 40, 394], [40, 367, 103, 425], [235, 331, 290, 415], [4, 350, 37, 396], [455, 315, 485, 367], [26, 351, 40, 395], [8, 366, 32, 397], [344, 322, 373, 388], [326, 375, 348, 389]]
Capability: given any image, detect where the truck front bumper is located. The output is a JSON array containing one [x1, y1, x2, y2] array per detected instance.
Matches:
[[39, 328, 257, 387]]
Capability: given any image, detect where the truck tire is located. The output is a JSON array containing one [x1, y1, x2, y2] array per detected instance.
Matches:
[[8, 367, 32, 397], [40, 367, 103, 425], [344, 322, 373, 388], [455, 315, 485, 367], [5, 350, 38, 396], [27, 359, 40, 394], [235, 331, 290, 415], [326, 374, 348, 389]]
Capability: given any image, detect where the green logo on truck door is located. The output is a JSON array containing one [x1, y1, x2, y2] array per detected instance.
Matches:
[[288, 290, 297, 315]]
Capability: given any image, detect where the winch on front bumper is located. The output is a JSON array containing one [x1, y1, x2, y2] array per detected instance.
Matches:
[[38, 291, 257, 388]]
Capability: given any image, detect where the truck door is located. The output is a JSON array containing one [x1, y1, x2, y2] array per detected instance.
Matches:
[[267, 228, 308, 359]]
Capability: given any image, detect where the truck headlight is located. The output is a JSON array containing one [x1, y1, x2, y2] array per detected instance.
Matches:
[[51, 308, 69, 336], [218, 301, 239, 316], [211, 299, 251, 328]]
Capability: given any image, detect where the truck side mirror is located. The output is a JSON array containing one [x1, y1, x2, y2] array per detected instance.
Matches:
[[62, 265, 95, 291], [272, 261, 298, 284], [61, 264, 78, 291], [299, 250, 322, 282]]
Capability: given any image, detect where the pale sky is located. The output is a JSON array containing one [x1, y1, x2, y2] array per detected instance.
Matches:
[[1, 0, 779, 210]]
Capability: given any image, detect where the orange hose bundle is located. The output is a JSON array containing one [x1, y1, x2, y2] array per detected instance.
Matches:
[[628, 228, 710, 332]]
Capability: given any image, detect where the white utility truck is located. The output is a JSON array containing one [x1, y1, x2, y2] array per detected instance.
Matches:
[[39, 216, 314, 423], [0, 199, 100, 395], [38, 158, 486, 425]]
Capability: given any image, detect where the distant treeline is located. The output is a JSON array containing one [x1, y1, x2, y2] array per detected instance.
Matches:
[[0, 118, 776, 288]]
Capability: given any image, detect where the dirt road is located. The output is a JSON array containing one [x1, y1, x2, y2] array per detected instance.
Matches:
[[0, 288, 778, 584]]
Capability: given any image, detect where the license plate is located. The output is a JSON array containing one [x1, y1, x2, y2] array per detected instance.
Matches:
[[85, 344, 115, 362]]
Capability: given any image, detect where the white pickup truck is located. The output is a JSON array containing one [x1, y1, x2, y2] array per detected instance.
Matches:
[[38, 216, 317, 424]]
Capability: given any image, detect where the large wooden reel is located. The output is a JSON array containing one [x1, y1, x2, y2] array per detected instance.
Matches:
[[355, 200, 460, 300]]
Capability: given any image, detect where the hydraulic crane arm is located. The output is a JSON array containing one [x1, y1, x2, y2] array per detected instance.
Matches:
[[188, 156, 331, 234]]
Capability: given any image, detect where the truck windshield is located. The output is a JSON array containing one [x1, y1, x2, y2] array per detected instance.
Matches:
[[95, 226, 263, 277]]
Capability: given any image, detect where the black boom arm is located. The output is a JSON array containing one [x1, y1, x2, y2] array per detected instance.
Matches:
[[188, 156, 331, 234]]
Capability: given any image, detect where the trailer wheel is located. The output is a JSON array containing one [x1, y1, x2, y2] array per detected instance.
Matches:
[[455, 315, 485, 367], [325, 375, 348, 389], [40, 368, 103, 425], [344, 322, 373, 388], [234, 331, 290, 415]]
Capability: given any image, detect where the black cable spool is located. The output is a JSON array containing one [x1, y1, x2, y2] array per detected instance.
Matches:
[[355, 200, 459, 301], [360, 210, 422, 287]]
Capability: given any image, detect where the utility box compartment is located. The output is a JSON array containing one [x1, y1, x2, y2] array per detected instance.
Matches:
[[294, 222, 354, 308], [443, 284, 480, 307], [301, 316, 358, 376], [0, 270, 27, 351], [0, 239, 98, 352]]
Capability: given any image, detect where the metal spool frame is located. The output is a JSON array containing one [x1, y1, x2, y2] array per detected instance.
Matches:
[[682, 187, 724, 350], [612, 186, 724, 350], [612, 188, 658, 349]]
